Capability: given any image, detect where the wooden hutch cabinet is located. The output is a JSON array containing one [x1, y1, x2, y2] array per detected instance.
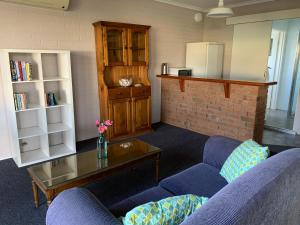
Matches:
[[93, 21, 152, 140]]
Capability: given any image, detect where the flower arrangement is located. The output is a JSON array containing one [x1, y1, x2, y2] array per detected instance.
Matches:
[[96, 119, 113, 134], [95, 119, 113, 159]]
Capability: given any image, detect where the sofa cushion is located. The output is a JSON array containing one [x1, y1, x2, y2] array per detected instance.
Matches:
[[220, 139, 269, 183], [203, 136, 241, 170], [109, 186, 173, 217], [122, 195, 208, 225], [159, 163, 228, 197]]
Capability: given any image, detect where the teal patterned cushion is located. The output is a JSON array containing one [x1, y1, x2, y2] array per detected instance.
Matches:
[[122, 194, 208, 225], [220, 139, 269, 183]]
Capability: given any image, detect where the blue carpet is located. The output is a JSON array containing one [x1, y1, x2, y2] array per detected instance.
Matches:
[[0, 123, 291, 225]]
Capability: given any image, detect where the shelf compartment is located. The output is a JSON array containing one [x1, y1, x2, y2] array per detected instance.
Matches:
[[41, 53, 70, 80], [48, 130, 75, 157], [13, 82, 44, 107], [19, 135, 49, 165], [18, 127, 45, 139], [9, 52, 42, 81], [15, 104, 42, 112], [16, 110, 47, 139], [12, 80, 41, 84], [48, 123, 70, 134], [21, 149, 49, 166], [45, 103, 68, 109], [44, 81, 72, 105], [43, 77, 69, 82], [49, 144, 74, 157], [46, 106, 73, 134]]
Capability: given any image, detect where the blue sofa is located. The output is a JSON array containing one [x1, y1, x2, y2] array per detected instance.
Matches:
[[46, 136, 300, 225]]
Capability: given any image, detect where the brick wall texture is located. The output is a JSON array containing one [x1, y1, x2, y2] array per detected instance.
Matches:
[[161, 79, 268, 143]]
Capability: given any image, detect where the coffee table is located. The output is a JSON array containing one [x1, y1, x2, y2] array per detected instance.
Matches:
[[27, 139, 161, 208]]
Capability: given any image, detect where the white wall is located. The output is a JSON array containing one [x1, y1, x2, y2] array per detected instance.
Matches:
[[230, 22, 272, 80], [276, 19, 300, 111], [0, 80, 12, 160], [0, 0, 203, 159], [202, 18, 234, 78]]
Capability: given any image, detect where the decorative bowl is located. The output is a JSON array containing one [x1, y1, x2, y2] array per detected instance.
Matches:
[[120, 142, 133, 149], [119, 78, 133, 87], [134, 83, 143, 87]]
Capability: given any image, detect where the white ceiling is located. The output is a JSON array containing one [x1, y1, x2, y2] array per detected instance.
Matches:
[[154, 0, 275, 12]]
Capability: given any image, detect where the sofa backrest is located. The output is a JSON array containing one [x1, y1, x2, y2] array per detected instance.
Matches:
[[181, 148, 300, 225], [203, 136, 241, 171]]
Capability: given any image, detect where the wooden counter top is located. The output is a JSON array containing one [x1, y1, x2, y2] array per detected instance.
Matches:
[[157, 75, 277, 86], [157, 75, 277, 98]]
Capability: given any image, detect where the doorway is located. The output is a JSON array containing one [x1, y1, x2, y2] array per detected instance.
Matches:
[[265, 19, 300, 133]]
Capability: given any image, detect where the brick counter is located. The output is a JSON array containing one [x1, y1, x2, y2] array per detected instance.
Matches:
[[158, 75, 277, 143]]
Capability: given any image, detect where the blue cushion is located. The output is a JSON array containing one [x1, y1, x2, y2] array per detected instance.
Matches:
[[109, 186, 173, 217], [159, 163, 228, 197]]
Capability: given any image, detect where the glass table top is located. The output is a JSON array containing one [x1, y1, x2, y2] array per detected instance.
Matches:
[[28, 139, 161, 188]]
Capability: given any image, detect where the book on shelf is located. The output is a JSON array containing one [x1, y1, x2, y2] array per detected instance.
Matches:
[[10, 60, 33, 82], [21, 61, 26, 81], [9, 60, 17, 81], [13, 93, 28, 111], [45, 92, 58, 106], [17, 61, 23, 81]]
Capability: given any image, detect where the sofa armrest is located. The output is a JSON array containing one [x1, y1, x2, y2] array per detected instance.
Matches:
[[203, 136, 241, 171], [46, 188, 122, 225]]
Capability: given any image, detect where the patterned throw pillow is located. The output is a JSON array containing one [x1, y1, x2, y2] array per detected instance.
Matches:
[[220, 139, 269, 183], [122, 194, 209, 225]]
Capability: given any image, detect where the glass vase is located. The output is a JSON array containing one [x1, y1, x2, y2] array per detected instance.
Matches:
[[97, 134, 108, 159]]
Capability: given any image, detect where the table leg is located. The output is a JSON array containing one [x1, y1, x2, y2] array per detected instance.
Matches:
[[155, 153, 160, 182], [32, 180, 39, 208], [46, 190, 54, 207]]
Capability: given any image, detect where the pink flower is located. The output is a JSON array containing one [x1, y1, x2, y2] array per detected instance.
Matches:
[[98, 125, 107, 134], [95, 120, 100, 127], [104, 120, 113, 126]]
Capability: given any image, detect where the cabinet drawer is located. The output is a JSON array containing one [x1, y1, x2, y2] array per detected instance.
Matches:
[[109, 88, 131, 100], [131, 86, 151, 97]]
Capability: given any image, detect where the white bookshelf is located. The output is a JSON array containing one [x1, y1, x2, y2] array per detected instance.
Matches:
[[0, 49, 76, 167]]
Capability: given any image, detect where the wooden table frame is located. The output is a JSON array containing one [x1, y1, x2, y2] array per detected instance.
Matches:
[[28, 151, 161, 208]]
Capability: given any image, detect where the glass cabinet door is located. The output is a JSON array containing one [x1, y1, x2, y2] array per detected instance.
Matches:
[[128, 29, 148, 66], [104, 27, 127, 66]]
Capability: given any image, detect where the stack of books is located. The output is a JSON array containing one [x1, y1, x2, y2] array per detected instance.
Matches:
[[10, 60, 33, 81], [45, 92, 58, 106], [14, 93, 28, 111]]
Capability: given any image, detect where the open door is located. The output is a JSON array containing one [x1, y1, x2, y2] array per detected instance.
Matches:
[[267, 30, 286, 109], [292, 32, 300, 134]]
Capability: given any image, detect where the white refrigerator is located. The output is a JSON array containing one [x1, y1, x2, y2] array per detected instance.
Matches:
[[186, 42, 224, 78]]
